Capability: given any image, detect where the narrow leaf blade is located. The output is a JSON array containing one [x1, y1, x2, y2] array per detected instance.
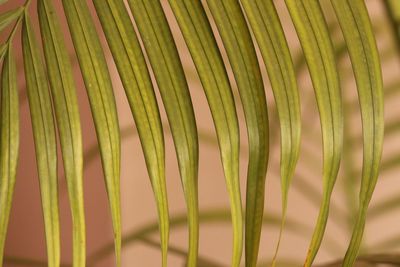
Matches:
[[37, 0, 86, 265], [0, 46, 19, 266], [285, 1, 343, 265], [168, 1, 242, 266], [331, 0, 384, 264], [240, 0, 301, 265], [206, 1, 270, 266], [61, 1, 121, 265], [127, 1, 199, 265], [93, 1, 169, 265], [22, 14, 60, 267]]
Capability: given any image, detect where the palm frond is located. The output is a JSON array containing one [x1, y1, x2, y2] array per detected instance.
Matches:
[[168, 1, 242, 266], [0, 1, 392, 266]]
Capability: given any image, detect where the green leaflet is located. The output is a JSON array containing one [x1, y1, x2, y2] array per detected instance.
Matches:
[[0, 46, 19, 267], [331, 0, 384, 265], [92, 1, 169, 266], [61, 1, 121, 265], [240, 1, 300, 265], [284, 1, 343, 266], [22, 14, 60, 267], [168, 1, 241, 266], [127, 0, 199, 265], [37, 0, 86, 266], [206, 1, 269, 266], [0, 7, 23, 32]]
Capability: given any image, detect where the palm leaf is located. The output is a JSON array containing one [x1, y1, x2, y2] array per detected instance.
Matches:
[[239, 1, 301, 264], [22, 13, 60, 267], [127, 1, 200, 265], [61, 1, 122, 265], [37, 0, 86, 265], [284, 1, 343, 265], [206, 1, 270, 266], [331, 0, 384, 265], [92, 1, 169, 265], [168, 1, 242, 266]]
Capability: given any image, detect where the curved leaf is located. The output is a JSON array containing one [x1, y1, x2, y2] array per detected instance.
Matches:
[[92, 1, 169, 266], [331, 0, 384, 265], [206, 1, 269, 266], [0, 46, 19, 266], [22, 14, 60, 267], [167, 1, 242, 266], [284, 1, 343, 265], [127, 0, 199, 265], [240, 1, 301, 264], [61, 1, 122, 265], [37, 0, 86, 265]]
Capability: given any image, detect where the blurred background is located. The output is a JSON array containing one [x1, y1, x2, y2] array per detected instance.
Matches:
[[2, 0, 400, 266]]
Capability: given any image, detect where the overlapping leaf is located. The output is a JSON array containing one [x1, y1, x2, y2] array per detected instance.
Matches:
[[206, 1, 269, 266], [331, 0, 384, 265], [127, 0, 199, 265], [92, 1, 169, 265], [61, 1, 122, 265], [285, 1, 343, 265], [0, 46, 19, 267], [22, 13, 60, 267], [37, 0, 86, 265], [240, 1, 301, 265], [167, 1, 241, 266]]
